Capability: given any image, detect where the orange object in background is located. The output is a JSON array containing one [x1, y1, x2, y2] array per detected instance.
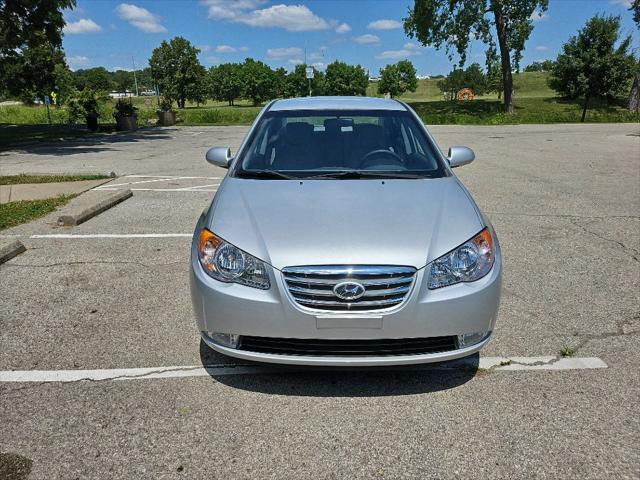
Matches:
[[456, 88, 474, 101]]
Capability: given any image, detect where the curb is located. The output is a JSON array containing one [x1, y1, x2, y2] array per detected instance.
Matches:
[[57, 189, 133, 226], [0, 240, 26, 264]]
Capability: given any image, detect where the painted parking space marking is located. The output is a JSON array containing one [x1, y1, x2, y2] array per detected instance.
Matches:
[[96, 187, 219, 192], [28, 233, 192, 239], [0, 357, 608, 383], [0, 233, 193, 240], [93, 175, 222, 193]]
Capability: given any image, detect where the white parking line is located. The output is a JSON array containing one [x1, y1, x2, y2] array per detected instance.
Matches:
[[95, 187, 218, 192], [122, 175, 222, 180], [0, 357, 608, 383], [29, 233, 192, 239]]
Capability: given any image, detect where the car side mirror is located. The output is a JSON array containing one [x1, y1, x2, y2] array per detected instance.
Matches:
[[205, 147, 232, 169], [447, 146, 475, 168]]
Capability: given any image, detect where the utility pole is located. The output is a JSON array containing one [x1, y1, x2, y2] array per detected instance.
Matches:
[[132, 56, 139, 96]]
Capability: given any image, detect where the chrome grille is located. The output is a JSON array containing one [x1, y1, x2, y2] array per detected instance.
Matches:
[[282, 265, 416, 311]]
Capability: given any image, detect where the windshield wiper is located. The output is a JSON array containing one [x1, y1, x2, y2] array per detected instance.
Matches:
[[304, 170, 427, 180], [237, 169, 297, 180]]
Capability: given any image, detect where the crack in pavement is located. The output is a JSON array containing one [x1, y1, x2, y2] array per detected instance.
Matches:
[[569, 217, 640, 263], [3, 260, 184, 269], [487, 212, 640, 220]]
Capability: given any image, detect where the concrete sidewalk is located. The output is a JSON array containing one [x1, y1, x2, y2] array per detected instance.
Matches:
[[0, 178, 111, 203]]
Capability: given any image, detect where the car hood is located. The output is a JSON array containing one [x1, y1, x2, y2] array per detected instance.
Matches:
[[208, 176, 483, 270]]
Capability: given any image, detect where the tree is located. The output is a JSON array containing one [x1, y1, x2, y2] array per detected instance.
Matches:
[[112, 70, 135, 93], [324, 61, 368, 96], [209, 63, 243, 105], [404, 0, 548, 113], [0, 0, 75, 99], [627, 0, 640, 112], [524, 60, 555, 72], [287, 64, 325, 97], [549, 15, 636, 121], [186, 64, 208, 106], [73, 67, 114, 92], [149, 36, 204, 108], [240, 58, 276, 106], [438, 63, 488, 100], [378, 60, 418, 98]]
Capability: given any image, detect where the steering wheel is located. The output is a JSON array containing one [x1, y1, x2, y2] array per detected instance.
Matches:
[[358, 149, 404, 169]]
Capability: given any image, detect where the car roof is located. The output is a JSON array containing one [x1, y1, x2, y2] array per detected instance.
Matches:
[[269, 96, 407, 112]]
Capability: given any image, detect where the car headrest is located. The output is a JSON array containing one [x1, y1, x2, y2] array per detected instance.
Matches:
[[285, 122, 313, 144]]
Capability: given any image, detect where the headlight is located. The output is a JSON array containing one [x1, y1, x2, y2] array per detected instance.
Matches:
[[428, 228, 495, 289], [198, 229, 270, 290]]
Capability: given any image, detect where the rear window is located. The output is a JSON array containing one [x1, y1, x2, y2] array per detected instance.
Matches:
[[233, 109, 446, 179]]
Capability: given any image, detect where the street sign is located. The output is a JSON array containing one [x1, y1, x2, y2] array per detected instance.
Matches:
[[305, 67, 314, 79], [44, 96, 50, 105]]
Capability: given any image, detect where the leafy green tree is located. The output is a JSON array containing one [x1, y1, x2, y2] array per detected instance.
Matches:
[[549, 15, 636, 121], [73, 67, 114, 92], [273, 67, 288, 98], [112, 70, 135, 92], [4, 34, 70, 103], [0, 0, 75, 99], [287, 64, 326, 97], [627, 1, 640, 112], [208, 63, 243, 105], [377, 60, 418, 98], [324, 61, 368, 96], [485, 48, 503, 98], [404, 0, 548, 113], [149, 36, 204, 108], [240, 58, 276, 106], [524, 60, 555, 72], [186, 64, 208, 106], [438, 63, 487, 99]]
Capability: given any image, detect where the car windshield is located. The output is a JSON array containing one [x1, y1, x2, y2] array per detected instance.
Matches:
[[233, 109, 447, 179]]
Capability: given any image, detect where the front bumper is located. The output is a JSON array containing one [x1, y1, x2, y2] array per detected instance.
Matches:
[[190, 236, 502, 367]]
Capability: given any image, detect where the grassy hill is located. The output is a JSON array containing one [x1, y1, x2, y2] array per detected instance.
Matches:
[[1, 71, 637, 144], [367, 71, 556, 101]]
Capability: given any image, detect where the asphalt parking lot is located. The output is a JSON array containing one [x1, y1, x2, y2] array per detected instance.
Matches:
[[1, 123, 639, 479]]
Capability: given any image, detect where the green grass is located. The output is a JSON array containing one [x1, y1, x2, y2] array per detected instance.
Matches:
[[1, 72, 638, 132], [409, 97, 638, 125], [560, 345, 576, 357], [0, 195, 75, 230], [0, 174, 110, 185], [177, 105, 263, 125]]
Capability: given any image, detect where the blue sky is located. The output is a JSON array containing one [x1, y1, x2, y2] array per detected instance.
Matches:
[[62, 0, 638, 75]]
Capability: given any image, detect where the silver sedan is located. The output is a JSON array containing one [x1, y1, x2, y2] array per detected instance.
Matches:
[[190, 96, 502, 366]]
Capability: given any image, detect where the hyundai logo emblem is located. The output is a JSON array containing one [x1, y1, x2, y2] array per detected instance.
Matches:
[[333, 281, 366, 301]]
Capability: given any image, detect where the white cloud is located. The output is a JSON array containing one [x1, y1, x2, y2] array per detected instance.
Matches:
[[198, 45, 212, 52], [116, 3, 167, 33], [312, 62, 326, 72], [288, 58, 303, 65], [68, 55, 90, 70], [64, 18, 102, 34], [529, 10, 548, 21], [535, 45, 549, 51], [202, 1, 331, 32], [335, 22, 351, 33], [353, 34, 380, 45], [609, 0, 632, 7], [239, 46, 250, 52], [201, 0, 265, 19], [216, 45, 237, 53], [267, 47, 303, 59], [403, 42, 426, 50], [367, 19, 402, 30], [375, 49, 421, 60]]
